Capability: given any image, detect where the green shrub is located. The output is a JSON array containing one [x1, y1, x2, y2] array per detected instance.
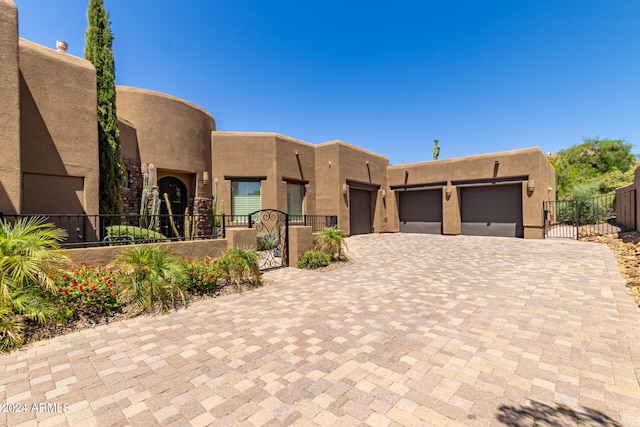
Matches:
[[183, 257, 224, 294], [105, 225, 168, 245], [219, 247, 261, 288], [297, 250, 331, 269], [314, 228, 348, 261], [256, 232, 279, 251], [0, 217, 71, 353], [56, 262, 122, 315], [112, 246, 188, 314]]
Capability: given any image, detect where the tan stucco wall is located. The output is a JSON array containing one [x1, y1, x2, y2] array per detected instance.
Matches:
[[316, 141, 389, 235], [274, 135, 317, 215], [18, 39, 99, 215], [0, 0, 22, 214], [116, 86, 215, 199], [118, 118, 140, 162], [66, 239, 229, 266], [211, 132, 319, 216], [387, 147, 555, 238], [288, 225, 314, 267]]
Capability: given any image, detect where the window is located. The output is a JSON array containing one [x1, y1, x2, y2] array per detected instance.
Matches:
[[287, 183, 304, 216], [232, 181, 261, 216]]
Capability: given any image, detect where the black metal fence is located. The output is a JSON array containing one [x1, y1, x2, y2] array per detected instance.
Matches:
[[0, 212, 338, 248], [544, 190, 636, 239]]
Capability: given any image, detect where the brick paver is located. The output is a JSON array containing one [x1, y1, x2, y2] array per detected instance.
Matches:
[[2, 234, 640, 426]]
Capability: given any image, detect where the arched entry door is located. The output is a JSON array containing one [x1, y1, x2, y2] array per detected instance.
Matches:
[[158, 177, 187, 239]]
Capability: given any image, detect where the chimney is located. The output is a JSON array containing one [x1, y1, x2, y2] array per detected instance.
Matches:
[[56, 40, 68, 53]]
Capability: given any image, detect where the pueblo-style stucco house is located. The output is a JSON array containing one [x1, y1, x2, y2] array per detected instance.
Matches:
[[0, 0, 555, 240]]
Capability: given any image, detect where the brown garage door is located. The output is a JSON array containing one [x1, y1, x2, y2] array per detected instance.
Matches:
[[349, 188, 372, 235], [398, 189, 442, 234], [460, 184, 523, 238]]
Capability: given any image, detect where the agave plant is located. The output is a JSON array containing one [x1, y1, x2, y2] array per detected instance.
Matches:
[[112, 245, 188, 314], [0, 217, 71, 353]]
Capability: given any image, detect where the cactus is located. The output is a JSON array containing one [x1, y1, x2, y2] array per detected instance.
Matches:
[[184, 207, 192, 240], [140, 164, 159, 230], [184, 206, 197, 240], [163, 192, 180, 239], [213, 178, 222, 228]]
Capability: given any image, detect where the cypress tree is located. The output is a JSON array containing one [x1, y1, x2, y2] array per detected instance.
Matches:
[[85, 0, 123, 214]]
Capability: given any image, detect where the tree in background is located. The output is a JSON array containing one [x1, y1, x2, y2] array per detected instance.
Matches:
[[548, 138, 638, 199], [85, 0, 123, 214], [433, 139, 440, 160]]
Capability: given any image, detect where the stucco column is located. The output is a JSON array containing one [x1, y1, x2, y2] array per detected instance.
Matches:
[[442, 185, 461, 235], [0, 0, 21, 213]]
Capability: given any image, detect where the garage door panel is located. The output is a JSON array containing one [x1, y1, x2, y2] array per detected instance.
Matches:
[[349, 188, 372, 235], [460, 184, 523, 238], [399, 189, 442, 234]]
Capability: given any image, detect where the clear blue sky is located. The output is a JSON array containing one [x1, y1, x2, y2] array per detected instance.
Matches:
[[13, 0, 640, 164]]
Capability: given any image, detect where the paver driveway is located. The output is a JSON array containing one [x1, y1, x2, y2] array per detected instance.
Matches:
[[2, 233, 640, 426]]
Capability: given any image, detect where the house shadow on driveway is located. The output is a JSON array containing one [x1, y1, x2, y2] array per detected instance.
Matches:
[[496, 400, 624, 426]]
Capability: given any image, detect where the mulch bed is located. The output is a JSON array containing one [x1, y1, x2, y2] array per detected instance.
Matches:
[[581, 231, 640, 310]]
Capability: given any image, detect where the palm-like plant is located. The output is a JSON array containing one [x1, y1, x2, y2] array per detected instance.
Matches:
[[220, 247, 260, 289], [113, 245, 188, 314], [0, 217, 70, 353], [315, 227, 348, 261]]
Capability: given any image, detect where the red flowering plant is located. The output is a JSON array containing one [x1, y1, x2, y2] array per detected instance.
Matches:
[[182, 257, 225, 294], [56, 260, 123, 315]]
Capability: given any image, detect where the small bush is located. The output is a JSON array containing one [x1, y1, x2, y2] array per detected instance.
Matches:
[[183, 257, 224, 294], [56, 262, 122, 315], [256, 232, 279, 251], [220, 247, 261, 287], [297, 250, 331, 269], [112, 246, 188, 314], [314, 228, 348, 261], [105, 225, 168, 245]]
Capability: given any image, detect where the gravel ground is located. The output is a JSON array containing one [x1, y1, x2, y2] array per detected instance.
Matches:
[[582, 231, 640, 310]]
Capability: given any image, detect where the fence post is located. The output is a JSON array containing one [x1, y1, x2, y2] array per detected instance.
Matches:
[[222, 213, 226, 238], [575, 200, 579, 239], [634, 190, 637, 231]]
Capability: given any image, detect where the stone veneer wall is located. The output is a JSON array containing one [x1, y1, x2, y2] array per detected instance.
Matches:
[[121, 156, 142, 221], [191, 197, 213, 237]]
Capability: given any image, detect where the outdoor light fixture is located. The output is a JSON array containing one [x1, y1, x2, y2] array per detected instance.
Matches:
[[381, 189, 386, 199], [342, 183, 348, 195], [527, 179, 535, 193], [202, 171, 209, 185], [445, 182, 452, 200]]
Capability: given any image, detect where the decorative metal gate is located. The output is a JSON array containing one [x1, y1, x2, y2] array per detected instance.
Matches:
[[249, 209, 289, 271], [543, 190, 636, 239]]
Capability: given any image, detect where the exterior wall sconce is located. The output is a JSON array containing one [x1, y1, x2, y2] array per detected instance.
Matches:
[[445, 182, 452, 200], [342, 183, 348, 195], [527, 179, 535, 193], [202, 171, 209, 185], [381, 189, 386, 199]]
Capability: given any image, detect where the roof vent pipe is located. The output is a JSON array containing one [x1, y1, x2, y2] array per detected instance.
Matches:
[[56, 40, 68, 53]]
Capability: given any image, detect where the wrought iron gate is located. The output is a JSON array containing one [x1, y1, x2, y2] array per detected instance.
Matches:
[[249, 209, 289, 271], [543, 190, 636, 239]]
